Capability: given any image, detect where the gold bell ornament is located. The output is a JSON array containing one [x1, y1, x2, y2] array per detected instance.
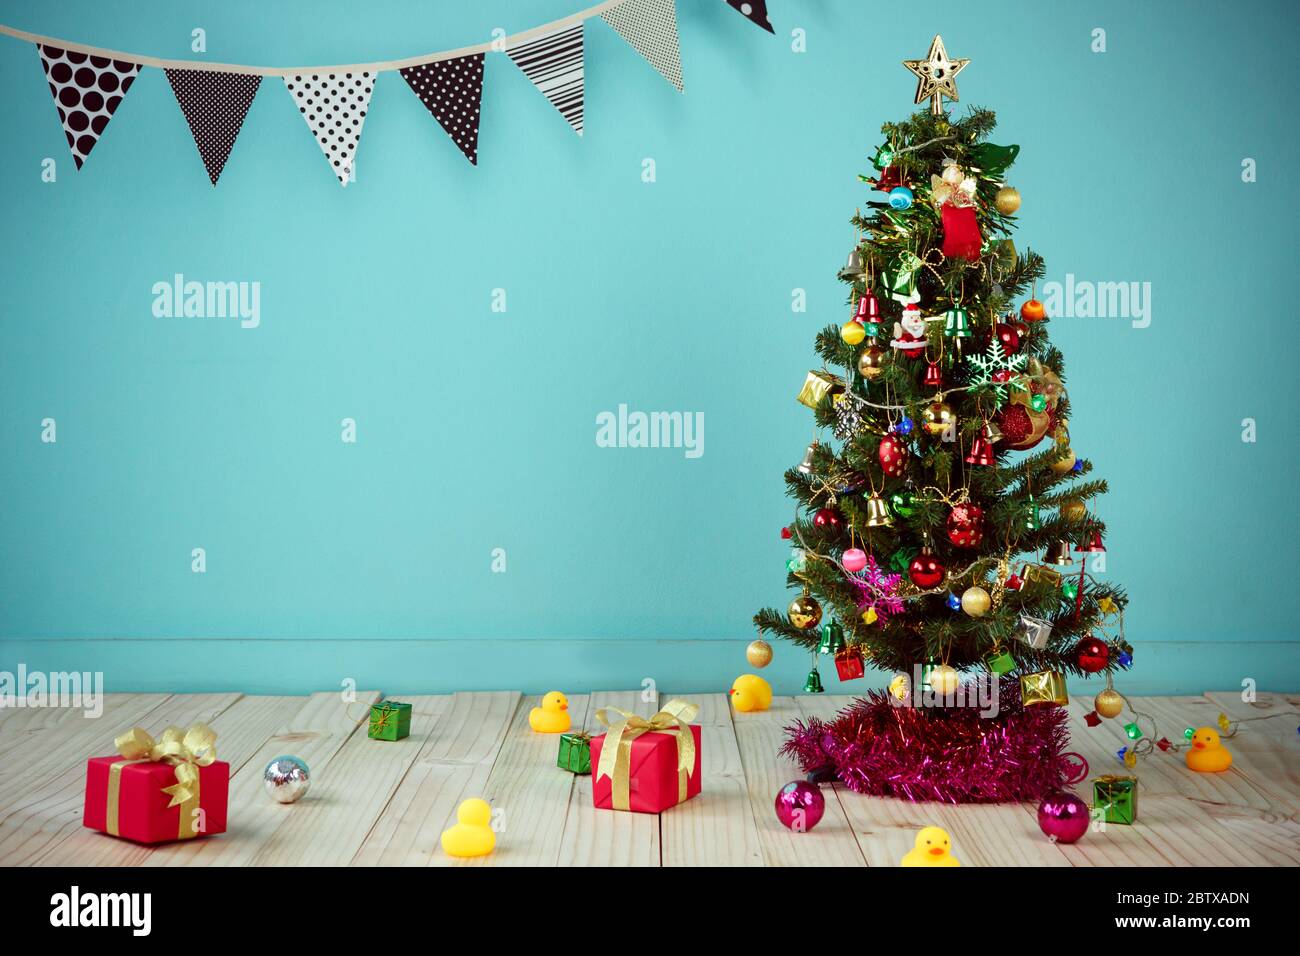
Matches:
[[1042, 540, 1074, 566], [797, 442, 818, 475], [865, 494, 893, 527]]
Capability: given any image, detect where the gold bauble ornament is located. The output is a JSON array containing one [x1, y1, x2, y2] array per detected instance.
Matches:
[[787, 594, 823, 630], [960, 586, 991, 617], [857, 344, 886, 380], [841, 321, 866, 346], [1060, 500, 1087, 522], [1050, 447, 1077, 475], [1095, 688, 1124, 719], [928, 664, 960, 695], [994, 186, 1021, 214], [746, 640, 773, 668], [922, 400, 956, 436], [888, 673, 910, 700]]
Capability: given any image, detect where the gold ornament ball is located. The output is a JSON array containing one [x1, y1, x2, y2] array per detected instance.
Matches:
[[746, 640, 773, 668], [888, 673, 910, 700], [841, 321, 866, 346], [1060, 500, 1086, 522], [1051, 447, 1077, 475], [929, 665, 960, 695], [1095, 688, 1124, 719], [922, 400, 957, 436], [994, 186, 1021, 215], [788, 594, 823, 630], [857, 344, 886, 380], [960, 586, 991, 617]]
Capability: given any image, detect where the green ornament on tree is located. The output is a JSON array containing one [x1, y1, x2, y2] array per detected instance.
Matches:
[[817, 620, 846, 655], [804, 666, 825, 694], [1024, 495, 1042, 531]]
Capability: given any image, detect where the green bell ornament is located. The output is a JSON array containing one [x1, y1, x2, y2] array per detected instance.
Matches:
[[1024, 495, 1042, 531], [803, 666, 825, 694], [943, 307, 971, 339], [817, 620, 846, 655]]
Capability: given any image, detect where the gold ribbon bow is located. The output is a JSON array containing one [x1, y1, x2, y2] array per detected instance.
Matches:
[[930, 160, 977, 209], [594, 699, 699, 811], [109, 724, 218, 839]]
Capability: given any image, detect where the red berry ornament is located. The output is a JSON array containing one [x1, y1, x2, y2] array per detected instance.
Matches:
[[878, 434, 909, 478], [994, 322, 1021, 355], [813, 508, 842, 531], [946, 503, 985, 548], [1075, 636, 1110, 673]]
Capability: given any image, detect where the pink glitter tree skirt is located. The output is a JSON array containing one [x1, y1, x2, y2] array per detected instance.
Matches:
[[781, 678, 1075, 804]]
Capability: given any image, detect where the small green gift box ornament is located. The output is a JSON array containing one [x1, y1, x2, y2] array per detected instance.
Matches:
[[557, 732, 592, 775], [1093, 774, 1138, 825], [984, 648, 1016, 676], [368, 700, 412, 741]]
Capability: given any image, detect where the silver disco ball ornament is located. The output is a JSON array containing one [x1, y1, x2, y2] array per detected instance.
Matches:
[[263, 755, 311, 804]]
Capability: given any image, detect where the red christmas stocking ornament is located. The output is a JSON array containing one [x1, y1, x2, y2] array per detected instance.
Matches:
[[941, 204, 982, 261]]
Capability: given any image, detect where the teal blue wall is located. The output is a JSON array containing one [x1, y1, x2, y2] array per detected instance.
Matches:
[[2, 1, 1297, 697]]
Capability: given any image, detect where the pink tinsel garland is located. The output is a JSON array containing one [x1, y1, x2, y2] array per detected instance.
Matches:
[[781, 678, 1072, 804]]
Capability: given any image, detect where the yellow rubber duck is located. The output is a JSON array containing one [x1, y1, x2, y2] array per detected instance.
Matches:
[[730, 674, 773, 713], [440, 798, 496, 858], [528, 691, 571, 734], [1186, 727, 1232, 773], [901, 826, 960, 867]]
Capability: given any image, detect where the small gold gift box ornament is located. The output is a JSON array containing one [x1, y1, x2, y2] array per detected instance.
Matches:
[[797, 370, 845, 409], [1019, 562, 1064, 588], [1020, 669, 1068, 707]]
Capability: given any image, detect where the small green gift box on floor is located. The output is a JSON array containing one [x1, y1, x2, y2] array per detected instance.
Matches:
[[368, 701, 412, 741], [1093, 774, 1138, 824], [557, 731, 592, 774]]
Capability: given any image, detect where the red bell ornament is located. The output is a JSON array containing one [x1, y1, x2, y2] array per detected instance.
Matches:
[[946, 503, 985, 548], [965, 435, 995, 466], [855, 291, 881, 324], [813, 508, 842, 531], [878, 434, 909, 477], [1076, 531, 1106, 553], [923, 360, 943, 389], [1075, 636, 1110, 673], [908, 548, 945, 589]]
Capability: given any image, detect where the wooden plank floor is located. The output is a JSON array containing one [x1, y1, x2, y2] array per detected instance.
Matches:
[[1, 690, 1296, 866]]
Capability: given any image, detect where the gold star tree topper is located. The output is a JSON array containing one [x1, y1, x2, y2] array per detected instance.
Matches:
[[903, 35, 970, 115]]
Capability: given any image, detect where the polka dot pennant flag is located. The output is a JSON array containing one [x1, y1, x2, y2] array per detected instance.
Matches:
[[601, 0, 684, 93], [399, 53, 485, 165], [725, 0, 775, 34], [164, 68, 262, 185], [507, 23, 585, 137], [283, 70, 377, 185], [36, 44, 140, 169]]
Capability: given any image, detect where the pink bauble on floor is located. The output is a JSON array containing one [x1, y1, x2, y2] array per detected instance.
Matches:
[[775, 780, 825, 832], [1037, 790, 1090, 844]]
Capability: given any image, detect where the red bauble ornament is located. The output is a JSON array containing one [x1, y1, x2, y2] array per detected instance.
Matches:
[[994, 322, 1021, 355], [813, 508, 842, 531], [908, 550, 945, 589], [946, 503, 985, 548], [1075, 637, 1110, 673], [878, 434, 909, 477], [995, 404, 1033, 446]]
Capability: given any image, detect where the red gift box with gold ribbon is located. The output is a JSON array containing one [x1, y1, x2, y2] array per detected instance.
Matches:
[[590, 699, 701, 814], [83, 724, 228, 843]]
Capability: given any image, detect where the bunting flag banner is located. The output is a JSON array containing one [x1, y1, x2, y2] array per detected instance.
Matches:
[[37, 44, 139, 168], [601, 0, 683, 92], [283, 70, 376, 185], [400, 53, 485, 165], [165, 68, 262, 185], [725, 0, 775, 33], [507, 23, 585, 137]]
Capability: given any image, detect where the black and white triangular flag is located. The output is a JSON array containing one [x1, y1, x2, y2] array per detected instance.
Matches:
[[165, 68, 261, 185], [725, 0, 775, 33], [507, 23, 585, 136], [602, 0, 684, 92], [400, 53, 485, 165], [37, 44, 140, 169], [283, 70, 376, 185]]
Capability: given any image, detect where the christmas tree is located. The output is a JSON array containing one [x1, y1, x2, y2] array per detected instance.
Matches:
[[755, 36, 1131, 803]]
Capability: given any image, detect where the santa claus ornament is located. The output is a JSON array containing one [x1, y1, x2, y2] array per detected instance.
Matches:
[[889, 304, 928, 358]]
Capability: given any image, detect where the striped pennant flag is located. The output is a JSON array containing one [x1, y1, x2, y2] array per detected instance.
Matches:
[[507, 23, 584, 136], [601, 0, 684, 92], [725, 0, 775, 33], [165, 68, 262, 185], [37, 45, 141, 169]]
